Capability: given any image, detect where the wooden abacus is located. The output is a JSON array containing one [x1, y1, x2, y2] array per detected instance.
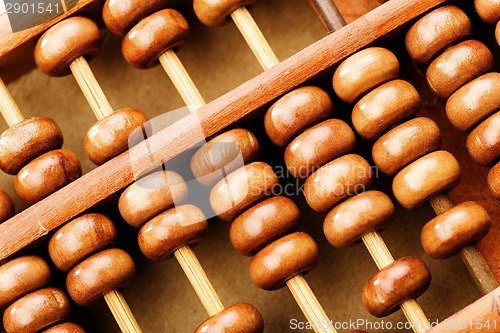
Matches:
[[0, 0, 499, 332]]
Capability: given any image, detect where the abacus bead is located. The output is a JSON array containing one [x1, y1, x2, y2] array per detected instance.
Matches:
[[362, 258, 430, 317], [393, 151, 461, 210], [210, 162, 279, 221], [426, 40, 493, 99], [122, 9, 189, 69], [324, 191, 394, 248], [304, 154, 373, 213], [332, 47, 399, 103], [118, 170, 188, 228], [475, 0, 500, 23], [488, 162, 500, 198], [285, 119, 356, 179], [249, 232, 319, 290], [49, 214, 118, 272], [421, 202, 491, 259], [193, 0, 257, 27], [191, 128, 259, 186], [466, 111, 500, 166], [138, 204, 209, 261], [42, 323, 86, 333], [446, 72, 500, 131], [0, 256, 51, 309], [3, 288, 71, 333], [195, 303, 264, 333], [0, 117, 63, 175], [352, 80, 420, 140], [103, 0, 170, 36], [0, 190, 14, 223], [66, 248, 136, 306], [496, 21, 500, 45], [264, 86, 334, 146], [84, 108, 149, 165], [15, 149, 82, 205], [372, 117, 442, 176], [405, 6, 471, 64], [35, 17, 101, 76], [230, 196, 301, 256]]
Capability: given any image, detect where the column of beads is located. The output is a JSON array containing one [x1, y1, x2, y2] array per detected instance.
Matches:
[[474, 0, 500, 46], [405, 5, 500, 201], [0, 256, 85, 332]]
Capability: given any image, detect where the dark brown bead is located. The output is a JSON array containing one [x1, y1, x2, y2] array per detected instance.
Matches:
[[195, 303, 264, 333], [193, 0, 257, 27], [0, 190, 14, 223], [466, 111, 500, 166], [42, 323, 86, 333]]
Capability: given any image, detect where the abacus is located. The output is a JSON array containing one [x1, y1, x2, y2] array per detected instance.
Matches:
[[0, 0, 499, 332]]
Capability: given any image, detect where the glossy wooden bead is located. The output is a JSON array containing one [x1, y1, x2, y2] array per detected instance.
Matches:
[[230, 196, 301, 256], [210, 162, 279, 221], [49, 214, 118, 272], [85, 108, 149, 165], [426, 40, 493, 99], [35, 17, 101, 76], [3, 288, 71, 333], [66, 248, 135, 306], [446, 72, 500, 131], [405, 6, 471, 64], [393, 151, 461, 209], [285, 119, 356, 179], [304, 154, 373, 213], [264, 86, 334, 146], [0, 117, 63, 175], [0, 190, 14, 223], [0, 256, 51, 309], [138, 204, 209, 261], [15, 149, 82, 205], [372, 117, 442, 176], [352, 80, 420, 140], [195, 302, 264, 333], [193, 0, 257, 27], [122, 9, 189, 69], [332, 47, 399, 103], [118, 170, 188, 228], [466, 111, 500, 166], [488, 162, 500, 198], [475, 0, 500, 23], [103, 0, 170, 36], [191, 128, 260, 186], [361, 257, 431, 317], [496, 21, 500, 45], [42, 323, 86, 333], [249, 232, 319, 290], [421, 202, 491, 259], [324, 191, 394, 248]]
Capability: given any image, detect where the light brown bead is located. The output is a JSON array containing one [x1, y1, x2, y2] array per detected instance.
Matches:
[[426, 40, 493, 99], [405, 6, 471, 64], [446, 72, 500, 131], [372, 117, 442, 176], [421, 202, 491, 259], [324, 191, 394, 248], [103, 0, 170, 36], [264, 86, 334, 146], [488, 162, 500, 198], [138, 204, 209, 261], [352, 80, 420, 140], [332, 47, 399, 103], [393, 151, 461, 210], [0, 256, 51, 309], [15, 149, 82, 205], [475, 0, 500, 23], [496, 21, 500, 45], [195, 302, 264, 333], [3, 288, 71, 333], [84, 108, 149, 165], [35, 17, 101, 76], [191, 128, 260, 187], [304, 154, 373, 213], [193, 0, 257, 27], [249, 232, 319, 290], [285, 119, 356, 180], [466, 111, 500, 166], [230, 196, 301, 256], [42, 323, 86, 333], [0, 190, 14, 223], [66, 248, 135, 307], [361, 257, 431, 317], [0, 117, 63, 175], [118, 170, 188, 228], [210, 162, 279, 221], [122, 9, 189, 69], [49, 214, 118, 272]]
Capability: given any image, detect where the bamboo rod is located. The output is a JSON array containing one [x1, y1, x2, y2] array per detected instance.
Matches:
[[0, 77, 24, 127], [400, 299, 430, 333], [104, 289, 143, 333]]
